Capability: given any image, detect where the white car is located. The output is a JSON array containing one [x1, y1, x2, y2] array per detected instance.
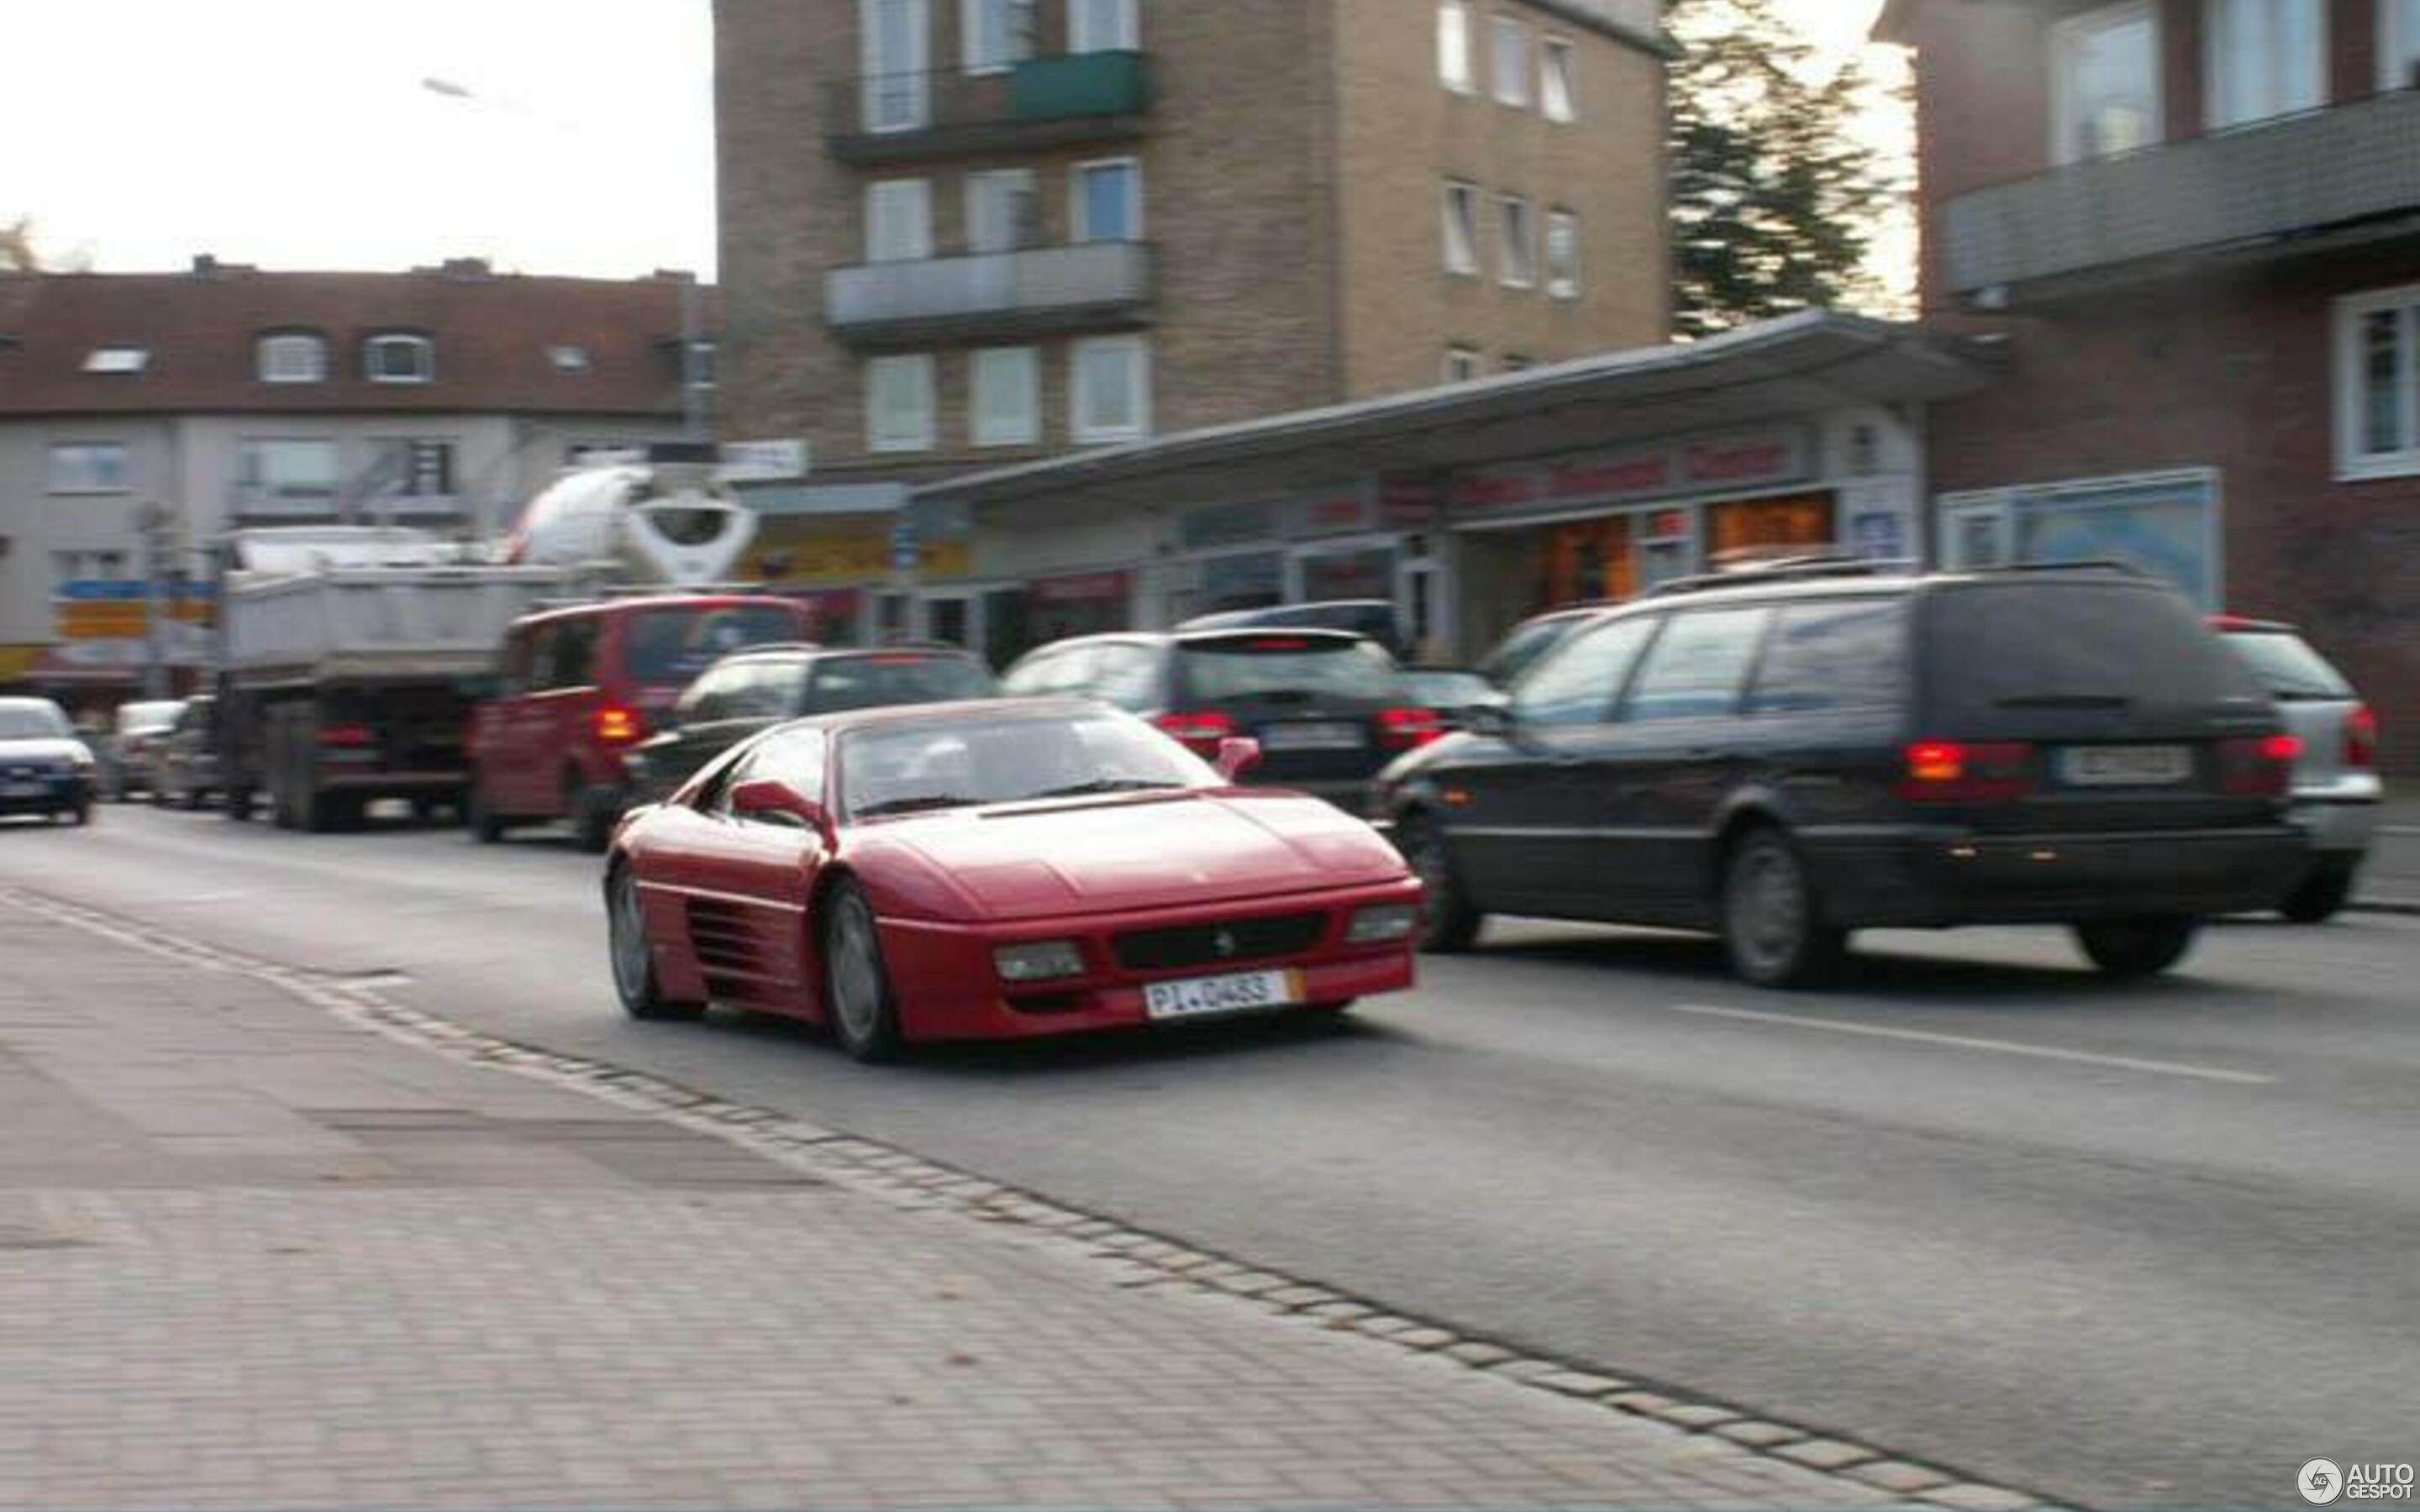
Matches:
[[2216, 616, 2381, 922]]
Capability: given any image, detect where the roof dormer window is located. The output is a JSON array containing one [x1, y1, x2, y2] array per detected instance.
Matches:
[[365, 333, 435, 384], [256, 332, 328, 384], [82, 347, 150, 375]]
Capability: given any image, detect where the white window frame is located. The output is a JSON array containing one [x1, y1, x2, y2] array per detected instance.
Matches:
[[2203, 0, 2326, 130], [866, 354, 937, 454], [1492, 15, 1530, 107], [1071, 334, 1150, 444], [860, 0, 930, 133], [971, 345, 1041, 447], [256, 332, 328, 384], [1443, 180, 1480, 276], [1071, 156, 1143, 243], [2050, 1, 2165, 165], [238, 438, 340, 498], [1438, 0, 1473, 92], [1544, 208, 1581, 299], [363, 333, 435, 384], [1540, 35, 1576, 122], [1498, 194, 1535, 289], [965, 167, 1039, 254], [2385, 0, 2420, 90], [2334, 282, 2420, 480], [961, 0, 1035, 71], [1444, 346, 1481, 383], [1069, 0, 1137, 52], [865, 178, 934, 263], [46, 442, 131, 496]]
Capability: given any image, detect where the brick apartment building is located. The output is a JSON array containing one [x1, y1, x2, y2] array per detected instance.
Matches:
[[713, 0, 1671, 654], [1880, 0, 2420, 770], [0, 260, 712, 706]]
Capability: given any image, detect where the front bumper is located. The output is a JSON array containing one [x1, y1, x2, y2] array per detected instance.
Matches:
[[873, 877, 1423, 1044], [1806, 824, 2310, 927], [0, 773, 92, 815]]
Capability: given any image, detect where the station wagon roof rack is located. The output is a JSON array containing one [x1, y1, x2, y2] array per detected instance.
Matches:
[[1959, 559, 2146, 579], [1644, 554, 1918, 599]]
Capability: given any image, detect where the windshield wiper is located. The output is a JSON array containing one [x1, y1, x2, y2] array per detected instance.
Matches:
[[1025, 778, 1185, 800], [1991, 693, 2133, 710], [853, 794, 979, 818]]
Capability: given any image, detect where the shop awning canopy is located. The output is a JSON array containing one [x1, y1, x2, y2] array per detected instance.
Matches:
[[918, 311, 2000, 513]]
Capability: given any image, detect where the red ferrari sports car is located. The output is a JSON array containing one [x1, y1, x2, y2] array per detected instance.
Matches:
[[603, 698, 1423, 1060]]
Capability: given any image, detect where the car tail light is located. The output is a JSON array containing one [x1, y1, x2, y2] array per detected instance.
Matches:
[[316, 724, 375, 749], [2218, 733, 2300, 798], [1154, 711, 1234, 757], [595, 706, 647, 745], [1897, 741, 2033, 804], [1377, 707, 1444, 751], [2347, 706, 2378, 769]]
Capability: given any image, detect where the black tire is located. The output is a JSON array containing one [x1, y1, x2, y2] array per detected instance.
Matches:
[[150, 783, 169, 808], [820, 879, 905, 1063], [2075, 916, 2198, 978], [2279, 863, 2355, 925], [466, 771, 507, 844], [225, 786, 254, 822], [607, 864, 704, 1021], [61, 804, 91, 827], [1721, 827, 1848, 989], [567, 771, 615, 854], [1400, 813, 1482, 953]]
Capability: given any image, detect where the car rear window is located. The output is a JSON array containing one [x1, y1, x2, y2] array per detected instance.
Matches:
[[1923, 583, 2267, 722], [1176, 638, 1403, 704], [805, 654, 997, 713], [2224, 630, 2354, 701], [622, 606, 803, 686]]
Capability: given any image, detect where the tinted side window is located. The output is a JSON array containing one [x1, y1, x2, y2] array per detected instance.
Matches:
[[1000, 649, 1064, 697], [1511, 615, 1658, 728], [548, 620, 599, 690], [1623, 607, 1773, 722], [1744, 599, 1911, 717], [501, 630, 536, 694], [679, 663, 746, 724]]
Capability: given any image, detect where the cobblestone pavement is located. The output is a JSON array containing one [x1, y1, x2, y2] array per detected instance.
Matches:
[[0, 892, 2034, 1510]]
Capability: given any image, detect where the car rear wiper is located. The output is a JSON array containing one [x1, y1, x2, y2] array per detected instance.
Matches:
[[1990, 693, 2133, 710], [1025, 778, 1185, 799], [853, 794, 979, 818]]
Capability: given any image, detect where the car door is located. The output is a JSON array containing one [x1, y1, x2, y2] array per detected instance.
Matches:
[[1445, 613, 1662, 916], [644, 727, 832, 1006], [531, 617, 603, 817], [480, 627, 546, 812]]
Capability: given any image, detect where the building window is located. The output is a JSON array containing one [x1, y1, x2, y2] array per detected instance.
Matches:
[[1502, 353, 1532, 372], [239, 439, 339, 500], [548, 344, 592, 373], [367, 438, 459, 499], [687, 339, 718, 390], [866, 178, 934, 262], [1540, 36, 1576, 121], [47, 443, 130, 495], [2336, 284, 2420, 479], [256, 332, 328, 384], [1443, 181, 1480, 276], [1070, 0, 1137, 51], [1072, 158, 1141, 242], [1498, 195, 1535, 288], [1545, 209, 1581, 298], [2205, 0, 2324, 129], [1493, 16, 1529, 107], [965, 168, 1039, 253], [364, 333, 434, 384], [867, 354, 936, 453], [1071, 334, 1149, 443], [1439, 0, 1473, 91], [1444, 346, 1481, 383], [860, 0, 929, 132], [2386, 0, 2420, 90], [82, 347, 149, 375], [963, 0, 1036, 71], [2052, 2, 2163, 163], [971, 346, 1040, 446]]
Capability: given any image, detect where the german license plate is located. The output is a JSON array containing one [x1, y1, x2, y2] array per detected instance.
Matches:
[[2061, 744, 2191, 785], [1, 780, 46, 799], [1259, 722, 1364, 753], [1143, 968, 1305, 1021]]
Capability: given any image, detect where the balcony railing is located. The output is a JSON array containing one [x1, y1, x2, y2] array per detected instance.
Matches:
[[826, 241, 1156, 346], [1943, 88, 2420, 299], [827, 50, 1151, 162], [229, 484, 464, 522]]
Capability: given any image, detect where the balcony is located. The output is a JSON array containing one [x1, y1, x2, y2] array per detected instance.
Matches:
[[1944, 89, 2420, 301], [826, 241, 1157, 347], [826, 50, 1151, 163]]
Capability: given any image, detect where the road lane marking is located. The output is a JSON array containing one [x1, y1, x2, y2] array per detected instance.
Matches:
[[1669, 1002, 2275, 1084]]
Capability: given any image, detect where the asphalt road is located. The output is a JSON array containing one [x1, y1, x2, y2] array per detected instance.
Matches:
[[5, 803, 2417, 1509]]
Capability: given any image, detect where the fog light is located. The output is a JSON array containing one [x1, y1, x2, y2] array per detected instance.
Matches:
[[1346, 905, 1418, 944], [993, 940, 1085, 983]]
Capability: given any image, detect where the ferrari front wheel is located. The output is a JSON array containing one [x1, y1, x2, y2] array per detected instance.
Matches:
[[822, 879, 904, 1063], [608, 865, 702, 1022]]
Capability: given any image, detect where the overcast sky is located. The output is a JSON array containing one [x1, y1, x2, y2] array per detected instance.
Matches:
[[7, 0, 1890, 282]]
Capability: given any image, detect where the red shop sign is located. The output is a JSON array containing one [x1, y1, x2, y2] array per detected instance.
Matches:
[[1033, 570, 1130, 604]]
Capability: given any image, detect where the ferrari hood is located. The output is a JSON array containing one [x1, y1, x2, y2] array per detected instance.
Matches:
[[877, 791, 1406, 921]]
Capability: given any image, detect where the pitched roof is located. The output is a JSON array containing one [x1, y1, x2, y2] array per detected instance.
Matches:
[[0, 262, 713, 418]]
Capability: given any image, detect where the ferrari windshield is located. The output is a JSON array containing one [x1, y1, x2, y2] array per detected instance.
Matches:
[[839, 711, 1212, 821]]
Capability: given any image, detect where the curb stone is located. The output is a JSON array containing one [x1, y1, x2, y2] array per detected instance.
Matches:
[[0, 883, 2065, 1512]]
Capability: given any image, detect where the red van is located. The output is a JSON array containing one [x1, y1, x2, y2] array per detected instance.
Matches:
[[466, 595, 818, 850]]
